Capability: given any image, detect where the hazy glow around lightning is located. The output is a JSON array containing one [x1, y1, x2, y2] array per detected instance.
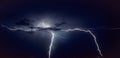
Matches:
[[37, 22, 51, 28]]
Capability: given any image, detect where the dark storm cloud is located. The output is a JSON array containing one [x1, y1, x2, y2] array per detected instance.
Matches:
[[55, 22, 66, 27], [0, 0, 120, 58], [15, 18, 31, 26]]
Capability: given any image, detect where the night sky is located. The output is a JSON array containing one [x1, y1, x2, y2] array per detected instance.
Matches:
[[0, 0, 120, 58]]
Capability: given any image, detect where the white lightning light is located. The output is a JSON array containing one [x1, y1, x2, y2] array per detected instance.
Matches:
[[48, 31, 55, 58], [1, 24, 104, 58], [37, 22, 51, 28], [62, 28, 103, 57]]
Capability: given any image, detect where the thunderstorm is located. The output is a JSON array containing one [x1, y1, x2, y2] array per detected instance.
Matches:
[[1, 23, 104, 58]]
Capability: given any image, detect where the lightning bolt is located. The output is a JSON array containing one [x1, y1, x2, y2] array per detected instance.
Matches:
[[1, 25, 55, 58], [1, 24, 37, 32], [49, 31, 55, 58], [88, 30, 103, 57], [62, 28, 103, 57], [1, 25, 104, 57], [1, 25, 103, 57]]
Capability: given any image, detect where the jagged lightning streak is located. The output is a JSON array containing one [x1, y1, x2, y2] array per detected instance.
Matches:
[[1, 24, 55, 58], [1, 24, 108, 57], [62, 28, 103, 57], [1, 24, 36, 32], [49, 31, 55, 58], [1, 25, 103, 57], [87, 30, 103, 57]]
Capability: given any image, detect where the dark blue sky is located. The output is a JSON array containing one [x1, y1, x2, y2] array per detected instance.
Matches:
[[0, 0, 120, 58]]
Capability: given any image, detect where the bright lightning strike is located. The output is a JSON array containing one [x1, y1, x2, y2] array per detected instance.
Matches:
[[36, 22, 55, 58], [49, 31, 55, 58], [88, 30, 103, 57], [1, 25, 104, 58], [62, 28, 103, 57]]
